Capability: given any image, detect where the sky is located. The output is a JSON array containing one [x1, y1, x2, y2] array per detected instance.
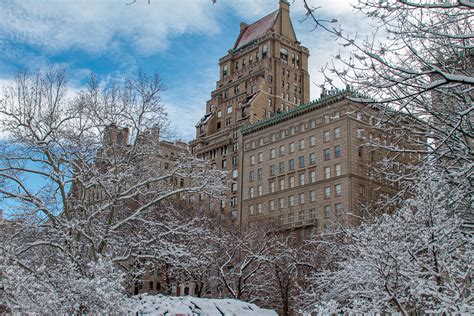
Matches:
[[0, 0, 369, 141]]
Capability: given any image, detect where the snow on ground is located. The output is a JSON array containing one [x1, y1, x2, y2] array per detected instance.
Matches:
[[127, 294, 277, 315]]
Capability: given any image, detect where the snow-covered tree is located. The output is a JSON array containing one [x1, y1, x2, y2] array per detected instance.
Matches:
[[303, 174, 472, 313], [0, 67, 227, 313], [300, 1, 472, 312], [303, 0, 472, 197]]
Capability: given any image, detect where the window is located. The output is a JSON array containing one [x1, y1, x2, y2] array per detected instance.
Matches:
[[249, 170, 255, 181], [270, 164, 276, 176], [300, 123, 305, 132], [223, 65, 228, 76], [289, 159, 295, 171], [290, 126, 295, 135], [249, 187, 255, 198], [232, 169, 238, 178], [335, 164, 341, 176], [250, 155, 256, 165], [310, 191, 316, 202], [269, 181, 275, 193], [325, 167, 331, 179], [310, 120, 316, 128], [323, 129, 332, 143], [280, 47, 288, 62], [309, 208, 316, 219], [335, 184, 342, 196], [334, 127, 341, 139], [299, 139, 305, 150], [249, 205, 255, 215], [227, 106, 233, 114], [279, 162, 285, 173], [279, 197, 285, 209], [217, 122, 221, 130], [309, 153, 316, 165], [335, 203, 343, 215], [310, 170, 316, 183], [267, 75, 273, 82], [222, 159, 227, 168], [324, 186, 331, 198], [226, 117, 232, 126], [299, 210, 304, 222], [217, 110, 222, 118], [262, 44, 268, 58], [335, 145, 341, 158], [324, 149, 331, 161], [279, 145, 285, 156], [357, 112, 363, 121], [257, 203, 262, 214], [233, 143, 239, 152], [230, 196, 237, 207], [289, 142, 295, 153], [235, 61, 239, 70], [258, 185, 263, 196], [299, 156, 305, 168], [279, 178, 285, 191], [299, 173, 305, 186], [289, 175, 295, 188], [257, 168, 263, 179], [300, 193, 305, 205], [289, 212, 294, 223], [358, 146, 363, 157], [251, 85, 257, 93], [268, 98, 272, 107], [270, 200, 275, 211], [270, 148, 276, 159], [234, 85, 240, 94], [324, 205, 331, 217], [289, 195, 295, 207], [359, 185, 365, 197], [231, 182, 237, 192], [280, 130, 286, 139], [324, 114, 330, 123], [309, 135, 316, 147], [258, 152, 263, 163]]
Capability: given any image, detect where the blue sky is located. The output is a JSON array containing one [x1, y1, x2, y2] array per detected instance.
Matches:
[[0, 0, 367, 141]]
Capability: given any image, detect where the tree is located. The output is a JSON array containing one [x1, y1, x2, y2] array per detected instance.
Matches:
[[300, 0, 473, 312], [303, 0, 472, 195], [0, 67, 227, 313], [303, 173, 473, 313]]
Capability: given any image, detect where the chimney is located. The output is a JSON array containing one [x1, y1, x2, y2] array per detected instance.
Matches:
[[279, 0, 290, 12], [240, 22, 249, 32]]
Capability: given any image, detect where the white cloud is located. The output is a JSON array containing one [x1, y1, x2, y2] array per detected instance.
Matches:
[[0, 0, 220, 56], [163, 66, 218, 141]]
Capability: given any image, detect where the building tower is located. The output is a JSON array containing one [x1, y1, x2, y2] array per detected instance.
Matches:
[[190, 0, 310, 224]]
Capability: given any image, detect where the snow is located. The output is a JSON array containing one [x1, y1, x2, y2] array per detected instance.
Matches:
[[127, 294, 278, 316]]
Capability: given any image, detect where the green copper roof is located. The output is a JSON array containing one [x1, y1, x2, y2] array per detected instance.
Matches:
[[240, 87, 360, 135]]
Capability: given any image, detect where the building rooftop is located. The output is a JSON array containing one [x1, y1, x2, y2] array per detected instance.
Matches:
[[240, 88, 363, 135], [234, 10, 278, 50]]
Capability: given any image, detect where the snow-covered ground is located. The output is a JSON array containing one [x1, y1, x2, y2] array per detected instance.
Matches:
[[127, 294, 277, 315]]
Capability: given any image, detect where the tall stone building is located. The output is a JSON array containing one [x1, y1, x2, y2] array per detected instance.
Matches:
[[189, 1, 419, 233], [190, 0, 310, 224]]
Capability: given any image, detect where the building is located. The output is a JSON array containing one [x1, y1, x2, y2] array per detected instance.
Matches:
[[190, 0, 310, 224], [190, 1, 415, 233]]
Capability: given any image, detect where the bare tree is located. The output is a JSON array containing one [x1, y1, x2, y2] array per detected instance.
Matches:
[[299, 0, 473, 312], [0, 67, 227, 313]]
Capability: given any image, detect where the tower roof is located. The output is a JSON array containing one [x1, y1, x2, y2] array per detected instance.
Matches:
[[234, 10, 278, 50]]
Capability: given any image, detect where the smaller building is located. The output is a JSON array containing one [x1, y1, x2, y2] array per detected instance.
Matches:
[[239, 88, 416, 236]]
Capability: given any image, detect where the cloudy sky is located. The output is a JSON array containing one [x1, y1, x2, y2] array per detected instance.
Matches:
[[0, 0, 368, 141]]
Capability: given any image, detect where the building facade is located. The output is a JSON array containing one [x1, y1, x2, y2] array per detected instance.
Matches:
[[190, 0, 310, 224], [190, 1, 411, 233]]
